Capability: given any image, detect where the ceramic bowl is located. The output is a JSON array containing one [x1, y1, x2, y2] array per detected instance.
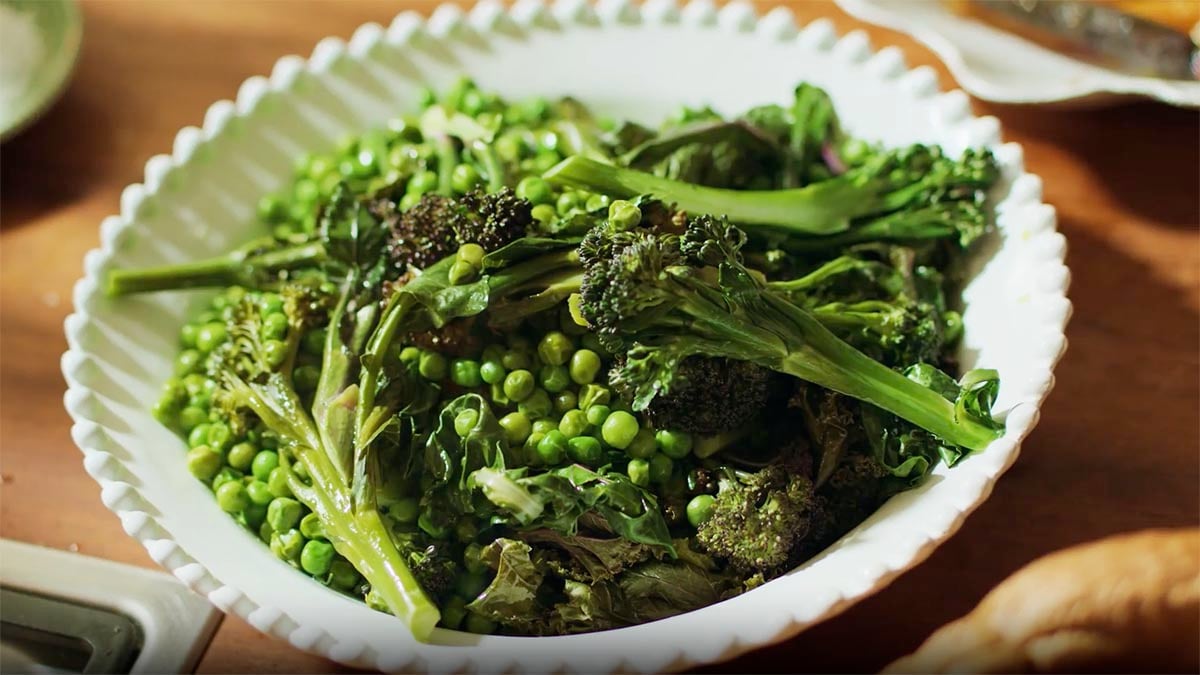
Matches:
[[62, 1, 1071, 671]]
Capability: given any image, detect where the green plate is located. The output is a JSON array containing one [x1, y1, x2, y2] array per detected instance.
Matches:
[[0, 0, 82, 140]]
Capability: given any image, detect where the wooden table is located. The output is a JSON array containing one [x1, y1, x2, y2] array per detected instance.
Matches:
[[2, 1, 1196, 672]]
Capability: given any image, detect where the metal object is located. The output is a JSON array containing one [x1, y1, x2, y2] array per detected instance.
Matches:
[[969, 0, 1198, 80], [0, 539, 220, 673]]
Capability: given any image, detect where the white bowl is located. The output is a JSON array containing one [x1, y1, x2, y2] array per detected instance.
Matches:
[[61, 1, 1071, 672]]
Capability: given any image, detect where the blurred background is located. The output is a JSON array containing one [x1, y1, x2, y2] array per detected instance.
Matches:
[[1, 1, 1196, 672]]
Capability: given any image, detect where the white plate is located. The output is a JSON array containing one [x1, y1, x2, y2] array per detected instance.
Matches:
[[836, 0, 1200, 108], [61, 1, 1071, 671]]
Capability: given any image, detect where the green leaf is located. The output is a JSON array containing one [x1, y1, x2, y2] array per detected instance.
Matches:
[[520, 529, 658, 582], [465, 539, 546, 633]]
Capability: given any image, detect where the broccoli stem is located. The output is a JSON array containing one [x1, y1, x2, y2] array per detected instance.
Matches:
[[544, 156, 860, 235], [778, 204, 968, 254], [757, 290, 999, 450], [288, 442, 440, 640], [105, 241, 325, 295], [230, 375, 440, 640]]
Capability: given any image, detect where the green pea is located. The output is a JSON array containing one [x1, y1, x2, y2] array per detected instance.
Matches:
[[465, 612, 496, 635], [328, 559, 359, 591], [585, 404, 611, 427], [246, 480, 274, 506], [657, 430, 693, 459], [186, 445, 222, 481], [455, 519, 478, 544], [272, 528, 305, 564], [537, 430, 568, 465], [450, 359, 483, 388], [601, 411, 639, 450], [607, 199, 642, 230], [262, 312, 288, 341], [585, 194, 611, 212], [578, 384, 611, 409], [686, 494, 716, 527], [174, 349, 203, 376], [531, 418, 558, 436], [626, 428, 657, 460], [251, 450, 279, 482], [448, 259, 477, 286], [243, 502, 268, 530], [450, 164, 482, 194], [502, 369, 535, 402], [530, 151, 561, 174], [494, 134, 525, 163], [206, 422, 232, 452], [294, 365, 320, 393], [257, 194, 287, 223], [211, 467, 243, 492], [531, 204, 556, 225], [299, 512, 324, 540], [558, 409, 589, 439], [407, 170, 439, 196], [569, 349, 602, 384], [179, 323, 200, 348], [178, 406, 208, 432], [263, 339, 288, 368], [267, 497, 303, 532], [537, 331, 573, 366], [518, 389, 553, 419], [294, 177, 320, 204], [455, 242, 485, 266], [195, 323, 227, 353], [553, 390, 577, 413], [555, 191, 585, 215], [399, 346, 422, 364], [227, 442, 257, 471], [540, 364, 570, 393], [398, 193, 421, 211], [390, 497, 418, 524], [649, 453, 674, 483], [215, 481, 250, 513], [415, 86, 436, 108], [441, 596, 468, 630], [627, 459, 651, 487], [301, 328, 326, 355], [499, 412, 532, 445], [567, 436, 603, 465], [454, 409, 479, 437], [258, 520, 274, 544], [516, 176, 554, 206], [187, 423, 211, 449], [300, 540, 335, 576], [480, 360, 506, 385], [267, 466, 293, 498], [418, 351, 447, 381], [501, 349, 530, 371]]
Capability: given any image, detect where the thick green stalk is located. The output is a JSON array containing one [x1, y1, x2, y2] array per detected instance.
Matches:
[[105, 241, 325, 295], [764, 293, 999, 450], [544, 156, 860, 235], [233, 376, 440, 640]]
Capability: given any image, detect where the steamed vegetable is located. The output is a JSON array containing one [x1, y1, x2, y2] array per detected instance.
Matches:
[[109, 78, 1004, 639]]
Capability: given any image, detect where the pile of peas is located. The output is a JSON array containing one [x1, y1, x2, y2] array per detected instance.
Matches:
[[253, 77, 610, 243], [154, 287, 363, 595]]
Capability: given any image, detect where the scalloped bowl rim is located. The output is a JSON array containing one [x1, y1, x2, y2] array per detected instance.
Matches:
[[61, 1, 1072, 672]]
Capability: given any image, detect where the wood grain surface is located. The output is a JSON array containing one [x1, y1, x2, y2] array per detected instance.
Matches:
[[1, 1, 1196, 672]]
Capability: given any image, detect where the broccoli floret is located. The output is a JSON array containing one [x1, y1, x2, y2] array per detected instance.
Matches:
[[613, 356, 775, 435], [577, 214, 1003, 452], [393, 532, 460, 599], [384, 188, 532, 273], [695, 465, 817, 577], [451, 187, 533, 251]]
